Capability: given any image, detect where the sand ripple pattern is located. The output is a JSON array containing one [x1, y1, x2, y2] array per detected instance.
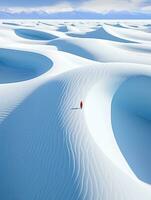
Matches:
[[0, 20, 151, 200]]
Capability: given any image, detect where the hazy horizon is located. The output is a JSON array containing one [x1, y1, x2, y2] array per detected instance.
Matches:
[[0, 0, 151, 19]]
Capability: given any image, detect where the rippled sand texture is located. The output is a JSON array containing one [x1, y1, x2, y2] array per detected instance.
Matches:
[[0, 20, 151, 200]]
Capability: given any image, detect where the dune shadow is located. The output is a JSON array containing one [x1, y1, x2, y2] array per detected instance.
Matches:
[[2, 22, 20, 26], [113, 23, 126, 28], [15, 28, 58, 41], [57, 26, 68, 32], [0, 48, 52, 83], [0, 80, 82, 200], [67, 27, 134, 43], [112, 75, 151, 184], [49, 39, 95, 60]]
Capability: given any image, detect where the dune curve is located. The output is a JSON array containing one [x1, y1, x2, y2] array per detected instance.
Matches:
[[67, 26, 134, 43], [0, 48, 52, 83], [15, 28, 58, 41], [0, 20, 151, 200], [112, 75, 151, 184]]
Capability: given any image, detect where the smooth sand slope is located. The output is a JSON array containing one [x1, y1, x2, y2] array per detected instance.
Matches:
[[0, 20, 151, 200]]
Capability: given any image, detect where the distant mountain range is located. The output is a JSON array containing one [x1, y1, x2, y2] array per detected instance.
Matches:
[[0, 11, 151, 19]]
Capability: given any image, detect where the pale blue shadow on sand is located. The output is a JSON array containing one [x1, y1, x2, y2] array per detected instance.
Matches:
[[49, 39, 96, 61], [57, 26, 68, 32], [111, 75, 151, 184], [2, 22, 20, 26], [0, 79, 83, 200], [0, 48, 52, 83], [67, 27, 135, 43], [15, 29, 58, 41]]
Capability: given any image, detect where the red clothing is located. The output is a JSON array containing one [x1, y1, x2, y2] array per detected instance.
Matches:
[[80, 101, 83, 109]]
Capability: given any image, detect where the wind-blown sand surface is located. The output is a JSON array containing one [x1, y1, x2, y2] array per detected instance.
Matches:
[[0, 20, 151, 200]]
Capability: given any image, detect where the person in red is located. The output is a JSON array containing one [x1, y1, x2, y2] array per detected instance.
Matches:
[[80, 101, 83, 109]]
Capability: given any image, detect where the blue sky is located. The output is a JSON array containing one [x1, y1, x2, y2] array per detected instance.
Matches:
[[0, 0, 151, 19]]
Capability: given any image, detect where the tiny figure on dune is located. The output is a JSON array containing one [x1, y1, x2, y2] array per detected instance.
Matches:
[[80, 101, 83, 109]]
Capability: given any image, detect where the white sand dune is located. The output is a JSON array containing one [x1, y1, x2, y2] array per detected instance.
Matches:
[[15, 28, 58, 41], [0, 20, 151, 200], [104, 24, 151, 43]]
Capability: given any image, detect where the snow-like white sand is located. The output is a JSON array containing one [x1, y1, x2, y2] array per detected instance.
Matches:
[[0, 20, 151, 200]]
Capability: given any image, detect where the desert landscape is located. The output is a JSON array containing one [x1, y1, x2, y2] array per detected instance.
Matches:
[[0, 20, 151, 199]]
